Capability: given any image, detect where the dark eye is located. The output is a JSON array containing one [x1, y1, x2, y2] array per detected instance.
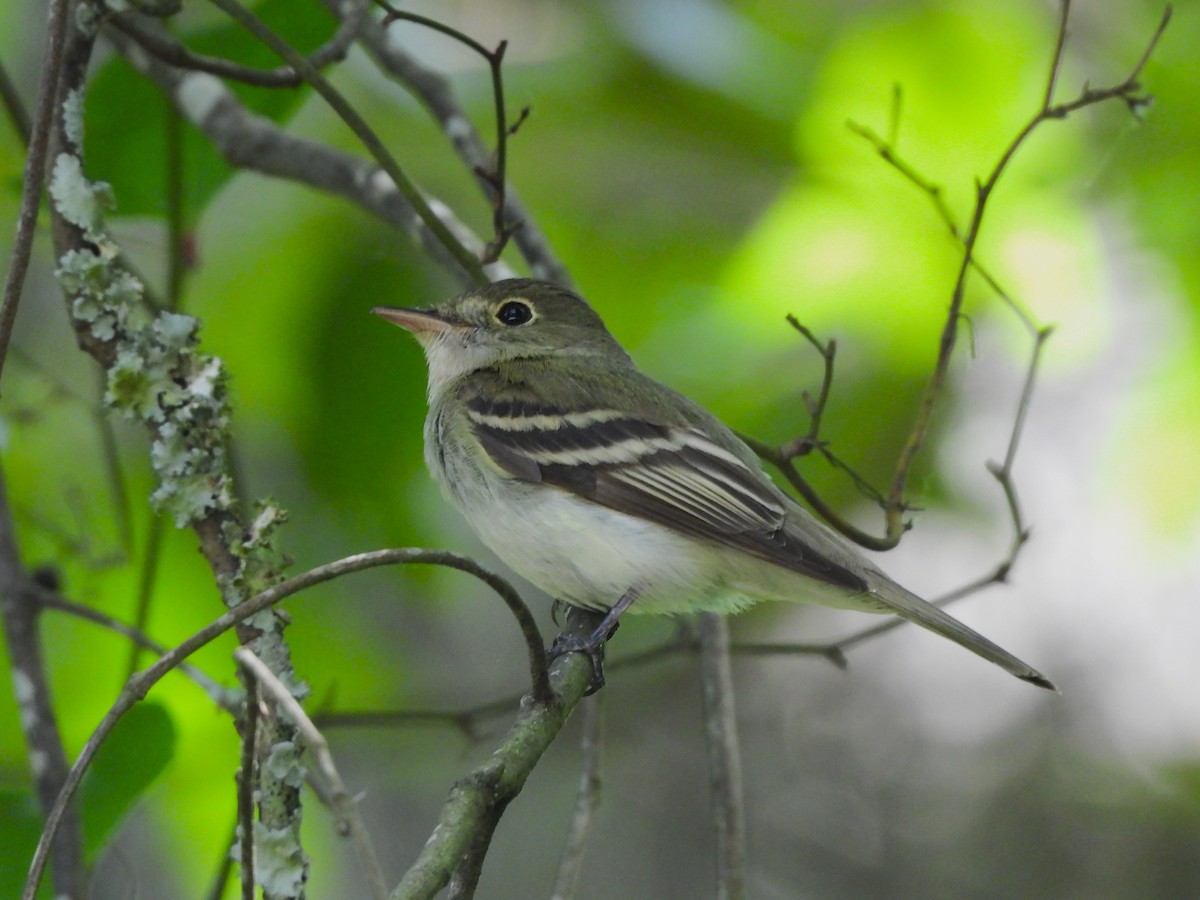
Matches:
[[496, 300, 533, 326]]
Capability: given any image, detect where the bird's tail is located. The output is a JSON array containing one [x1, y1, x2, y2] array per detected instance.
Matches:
[[869, 579, 1057, 692]]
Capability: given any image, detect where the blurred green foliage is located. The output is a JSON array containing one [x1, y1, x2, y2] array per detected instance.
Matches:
[[1, 0, 1197, 897]]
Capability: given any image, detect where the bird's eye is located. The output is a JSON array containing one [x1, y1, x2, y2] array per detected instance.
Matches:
[[496, 300, 533, 326]]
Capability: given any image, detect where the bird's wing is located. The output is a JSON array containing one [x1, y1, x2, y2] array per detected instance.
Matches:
[[464, 393, 868, 592]]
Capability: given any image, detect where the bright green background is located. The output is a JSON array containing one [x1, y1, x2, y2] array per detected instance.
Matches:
[[2, 0, 1198, 897]]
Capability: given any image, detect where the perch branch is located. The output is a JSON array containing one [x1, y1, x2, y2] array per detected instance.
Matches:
[[102, 23, 514, 286], [391, 605, 605, 900], [754, 0, 1170, 554]]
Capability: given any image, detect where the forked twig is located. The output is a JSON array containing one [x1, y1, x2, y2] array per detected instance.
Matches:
[[374, 3, 525, 262], [754, 0, 1170, 570]]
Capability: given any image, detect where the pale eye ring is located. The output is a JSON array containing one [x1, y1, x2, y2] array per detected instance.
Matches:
[[496, 300, 533, 326]]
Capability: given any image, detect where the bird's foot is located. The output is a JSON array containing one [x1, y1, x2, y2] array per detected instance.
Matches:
[[547, 628, 612, 695], [547, 587, 640, 695]]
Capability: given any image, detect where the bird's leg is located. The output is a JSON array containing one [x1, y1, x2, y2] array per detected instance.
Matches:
[[548, 586, 641, 694]]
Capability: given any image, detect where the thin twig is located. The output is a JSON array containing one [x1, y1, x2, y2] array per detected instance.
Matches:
[[164, 101, 188, 309], [236, 648, 389, 900], [124, 513, 165, 681], [883, 0, 1169, 537], [103, 22, 512, 287], [0, 0, 72, 389], [373, 5, 521, 262], [316, 627, 849, 740], [203, 822, 238, 900], [697, 613, 746, 900], [551, 695, 604, 900], [94, 371, 134, 560], [755, 0, 1169, 555]]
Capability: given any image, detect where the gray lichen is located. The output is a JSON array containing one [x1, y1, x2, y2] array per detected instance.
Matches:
[[50, 157, 237, 529]]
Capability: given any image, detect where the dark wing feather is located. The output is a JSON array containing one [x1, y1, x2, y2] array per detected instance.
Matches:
[[467, 394, 867, 592]]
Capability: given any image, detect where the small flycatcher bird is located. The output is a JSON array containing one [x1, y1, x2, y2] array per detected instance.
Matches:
[[374, 278, 1054, 691]]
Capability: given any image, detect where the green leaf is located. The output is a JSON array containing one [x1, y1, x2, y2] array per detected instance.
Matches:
[[78, 701, 177, 859]]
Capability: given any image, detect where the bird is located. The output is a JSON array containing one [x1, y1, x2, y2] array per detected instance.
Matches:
[[373, 278, 1055, 692]]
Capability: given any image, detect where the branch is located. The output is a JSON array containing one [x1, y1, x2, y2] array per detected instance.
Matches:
[[46, 9, 313, 895], [881, 0, 1170, 536], [35, 589, 237, 710], [237, 674, 258, 900], [755, 1, 1170, 553], [372, 5, 521, 264]]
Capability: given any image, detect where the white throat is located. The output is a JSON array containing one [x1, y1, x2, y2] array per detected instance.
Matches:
[[420, 332, 498, 401]]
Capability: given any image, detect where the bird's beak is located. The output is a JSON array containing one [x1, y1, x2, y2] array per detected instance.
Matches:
[[371, 306, 461, 336]]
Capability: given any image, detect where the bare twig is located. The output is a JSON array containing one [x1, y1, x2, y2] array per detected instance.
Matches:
[[697, 613, 746, 900], [203, 823, 238, 900], [23, 547, 541, 899], [551, 695, 604, 900], [164, 101, 188, 310], [124, 513, 165, 681], [316, 627, 848, 741], [755, 0, 1169, 558], [882, 0, 1169, 537], [94, 372, 134, 560], [35, 589, 235, 709], [373, 5, 523, 263], [0, 0, 72, 389], [237, 648, 389, 900], [315, 697, 517, 740]]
